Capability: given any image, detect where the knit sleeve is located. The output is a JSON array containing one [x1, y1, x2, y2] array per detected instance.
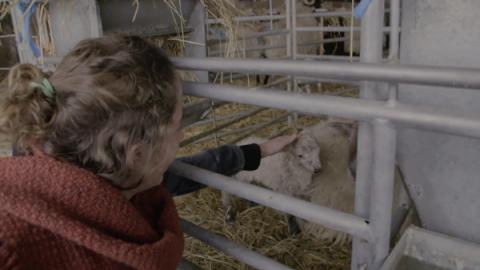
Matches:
[[0, 239, 19, 269], [163, 144, 261, 196]]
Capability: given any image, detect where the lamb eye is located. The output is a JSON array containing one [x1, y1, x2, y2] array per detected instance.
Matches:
[[298, 154, 303, 158]]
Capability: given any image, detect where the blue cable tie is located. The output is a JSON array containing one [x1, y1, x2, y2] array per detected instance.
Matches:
[[17, 0, 41, 58], [354, 0, 374, 19]]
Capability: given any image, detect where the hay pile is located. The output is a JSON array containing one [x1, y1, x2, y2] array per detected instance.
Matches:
[[176, 188, 351, 270]]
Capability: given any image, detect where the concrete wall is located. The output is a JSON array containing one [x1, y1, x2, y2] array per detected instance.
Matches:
[[398, 0, 480, 243]]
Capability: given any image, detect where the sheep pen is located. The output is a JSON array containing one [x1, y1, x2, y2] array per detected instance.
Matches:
[[176, 105, 356, 270], [0, 0, 363, 269]]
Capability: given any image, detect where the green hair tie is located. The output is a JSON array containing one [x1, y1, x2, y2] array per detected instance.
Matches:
[[29, 78, 55, 99]]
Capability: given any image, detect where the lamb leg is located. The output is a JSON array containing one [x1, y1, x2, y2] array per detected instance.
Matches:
[[287, 215, 302, 235], [221, 192, 236, 224]]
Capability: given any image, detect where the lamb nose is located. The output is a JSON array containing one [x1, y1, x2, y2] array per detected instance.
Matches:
[[314, 168, 322, 174]]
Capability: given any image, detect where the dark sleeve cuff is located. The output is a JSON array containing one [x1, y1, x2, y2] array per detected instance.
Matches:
[[239, 144, 261, 171]]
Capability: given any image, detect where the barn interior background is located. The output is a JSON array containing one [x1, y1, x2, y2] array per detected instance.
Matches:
[[2, 1, 480, 270]]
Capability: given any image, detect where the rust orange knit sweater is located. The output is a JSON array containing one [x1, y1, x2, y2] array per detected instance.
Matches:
[[0, 151, 184, 270]]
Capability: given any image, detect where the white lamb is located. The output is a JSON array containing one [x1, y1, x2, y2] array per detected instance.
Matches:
[[296, 120, 357, 245], [222, 130, 322, 232], [298, 120, 407, 246]]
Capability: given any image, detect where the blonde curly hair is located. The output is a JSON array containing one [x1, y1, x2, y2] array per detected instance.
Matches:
[[0, 35, 179, 189]]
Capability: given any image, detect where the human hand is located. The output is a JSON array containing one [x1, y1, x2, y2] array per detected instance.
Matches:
[[259, 134, 298, 157]]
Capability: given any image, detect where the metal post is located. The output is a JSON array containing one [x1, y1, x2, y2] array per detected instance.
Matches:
[[386, 0, 410, 240], [285, 0, 294, 128], [290, 0, 299, 124], [185, 1, 208, 82], [291, 0, 297, 60], [388, 0, 401, 61], [268, 0, 274, 30], [370, 119, 397, 269], [352, 0, 386, 269]]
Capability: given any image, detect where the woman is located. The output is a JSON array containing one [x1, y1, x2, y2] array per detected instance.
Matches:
[[0, 35, 296, 269]]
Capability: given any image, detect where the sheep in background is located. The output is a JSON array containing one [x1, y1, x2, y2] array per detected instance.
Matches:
[[222, 129, 322, 233]]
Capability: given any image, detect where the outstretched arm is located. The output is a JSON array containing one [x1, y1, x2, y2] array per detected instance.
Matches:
[[163, 134, 298, 196]]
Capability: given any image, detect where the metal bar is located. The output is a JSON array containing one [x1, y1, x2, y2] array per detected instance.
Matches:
[[187, 108, 255, 128], [173, 57, 480, 89], [177, 259, 201, 270], [291, 0, 297, 59], [209, 44, 285, 57], [193, 122, 271, 144], [182, 82, 480, 139], [306, 9, 389, 19], [352, 1, 387, 269], [388, 0, 401, 60], [182, 99, 228, 128], [296, 75, 361, 85], [322, 87, 359, 96], [219, 74, 288, 87], [370, 119, 397, 269], [227, 113, 289, 144], [290, 0, 299, 124], [207, 14, 285, 24], [297, 11, 353, 19], [208, 38, 348, 57], [268, 0, 274, 30], [0, 67, 11, 71], [296, 54, 360, 62], [0, 34, 16, 39], [181, 219, 295, 270], [207, 29, 289, 44], [180, 107, 266, 147], [172, 163, 372, 239], [296, 26, 391, 32], [250, 77, 290, 89], [195, 126, 252, 143], [223, 73, 255, 81], [206, 10, 359, 25], [285, 0, 293, 128]]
